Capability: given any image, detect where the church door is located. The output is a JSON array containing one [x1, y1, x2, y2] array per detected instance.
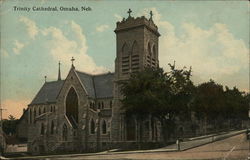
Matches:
[[66, 87, 79, 126], [126, 118, 136, 141]]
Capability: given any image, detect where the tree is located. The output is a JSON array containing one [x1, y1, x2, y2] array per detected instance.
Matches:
[[120, 62, 194, 143], [2, 115, 18, 135], [120, 67, 167, 143]]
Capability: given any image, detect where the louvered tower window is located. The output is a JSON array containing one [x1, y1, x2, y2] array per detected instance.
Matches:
[[146, 43, 152, 67], [131, 41, 139, 72], [121, 43, 130, 74]]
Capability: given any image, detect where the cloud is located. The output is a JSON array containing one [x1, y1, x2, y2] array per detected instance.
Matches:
[[13, 40, 25, 54], [96, 24, 109, 32], [1, 99, 30, 119], [1, 48, 9, 58], [114, 14, 123, 21], [140, 8, 249, 86], [42, 20, 107, 74], [19, 16, 38, 39]]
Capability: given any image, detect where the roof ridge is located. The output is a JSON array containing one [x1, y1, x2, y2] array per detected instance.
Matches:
[[75, 70, 114, 76], [45, 80, 65, 84]]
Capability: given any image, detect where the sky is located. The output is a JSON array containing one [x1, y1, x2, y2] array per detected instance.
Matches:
[[0, 0, 249, 119]]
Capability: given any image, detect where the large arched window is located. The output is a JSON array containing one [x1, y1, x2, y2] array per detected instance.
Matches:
[[90, 119, 95, 134], [62, 124, 67, 141], [51, 121, 54, 134], [41, 123, 45, 135], [102, 120, 107, 134], [66, 87, 79, 126]]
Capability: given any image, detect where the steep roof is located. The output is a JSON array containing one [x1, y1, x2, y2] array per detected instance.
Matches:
[[75, 71, 114, 98], [29, 70, 114, 106], [29, 80, 64, 105], [93, 73, 114, 98]]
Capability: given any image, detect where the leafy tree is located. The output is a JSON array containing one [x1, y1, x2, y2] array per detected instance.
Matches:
[[120, 62, 194, 143], [2, 115, 18, 135], [120, 67, 167, 143]]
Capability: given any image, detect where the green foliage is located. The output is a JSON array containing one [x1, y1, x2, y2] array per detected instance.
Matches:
[[2, 115, 18, 135], [120, 62, 249, 141]]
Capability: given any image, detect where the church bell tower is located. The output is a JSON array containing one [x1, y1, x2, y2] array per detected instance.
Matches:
[[114, 9, 160, 81], [111, 9, 161, 141]]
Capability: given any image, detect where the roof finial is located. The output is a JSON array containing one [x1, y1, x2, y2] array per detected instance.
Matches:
[[71, 57, 75, 68], [44, 75, 47, 83], [58, 61, 61, 81], [150, 10, 153, 20], [127, 8, 132, 18]]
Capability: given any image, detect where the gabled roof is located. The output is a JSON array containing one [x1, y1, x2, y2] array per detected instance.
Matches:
[[75, 71, 95, 98], [29, 80, 64, 105], [75, 71, 114, 98], [29, 70, 114, 106]]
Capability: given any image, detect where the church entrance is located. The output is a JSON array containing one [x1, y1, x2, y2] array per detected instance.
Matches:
[[126, 118, 136, 141], [66, 87, 79, 127]]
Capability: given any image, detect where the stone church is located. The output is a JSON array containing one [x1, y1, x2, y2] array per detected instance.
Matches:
[[19, 10, 164, 154]]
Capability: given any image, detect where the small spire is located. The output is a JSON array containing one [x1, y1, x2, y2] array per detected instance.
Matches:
[[71, 57, 75, 68], [58, 61, 61, 81], [127, 8, 132, 18], [150, 11, 153, 20], [44, 76, 47, 83]]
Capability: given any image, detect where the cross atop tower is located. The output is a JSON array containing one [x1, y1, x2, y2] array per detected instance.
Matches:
[[150, 11, 153, 20], [44, 75, 47, 83], [127, 9, 132, 18], [71, 57, 75, 68]]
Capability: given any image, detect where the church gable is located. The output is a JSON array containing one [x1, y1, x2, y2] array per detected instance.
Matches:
[[75, 71, 114, 99]]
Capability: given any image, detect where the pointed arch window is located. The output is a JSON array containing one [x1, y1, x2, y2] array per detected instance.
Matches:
[[101, 102, 104, 109], [122, 43, 129, 55], [34, 109, 36, 123], [62, 124, 67, 141], [90, 119, 95, 134], [39, 107, 41, 115], [121, 43, 130, 74], [102, 120, 107, 134], [43, 107, 46, 113], [41, 123, 45, 135], [110, 101, 112, 109], [131, 41, 139, 72], [152, 45, 156, 67], [147, 43, 152, 66], [66, 87, 79, 126], [51, 121, 54, 134], [98, 102, 101, 109], [148, 43, 151, 56]]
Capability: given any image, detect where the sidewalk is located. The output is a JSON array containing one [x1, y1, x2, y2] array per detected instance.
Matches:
[[3, 129, 247, 160]]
